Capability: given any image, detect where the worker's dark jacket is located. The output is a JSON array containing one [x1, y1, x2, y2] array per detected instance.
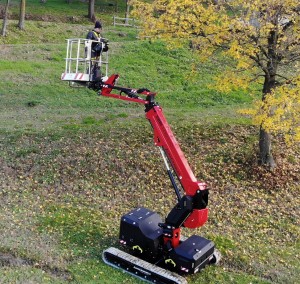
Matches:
[[86, 30, 108, 58]]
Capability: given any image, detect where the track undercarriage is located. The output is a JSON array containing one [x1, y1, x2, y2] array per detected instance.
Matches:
[[102, 207, 221, 284], [103, 247, 188, 284]]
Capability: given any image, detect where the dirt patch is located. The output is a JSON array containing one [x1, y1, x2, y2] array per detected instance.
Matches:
[[0, 252, 72, 281], [0, 252, 29, 267], [0, 158, 16, 178], [0, 45, 10, 56]]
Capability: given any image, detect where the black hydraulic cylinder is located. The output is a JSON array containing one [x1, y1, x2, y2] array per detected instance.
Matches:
[[167, 170, 181, 202]]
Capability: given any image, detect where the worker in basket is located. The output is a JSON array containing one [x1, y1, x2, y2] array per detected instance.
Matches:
[[86, 20, 109, 81]]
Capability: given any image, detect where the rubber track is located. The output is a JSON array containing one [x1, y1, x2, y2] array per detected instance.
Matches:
[[102, 247, 188, 284]]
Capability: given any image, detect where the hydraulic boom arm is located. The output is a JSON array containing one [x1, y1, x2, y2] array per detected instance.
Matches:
[[99, 75, 209, 248]]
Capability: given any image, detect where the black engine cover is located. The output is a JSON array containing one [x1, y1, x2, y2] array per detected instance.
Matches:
[[169, 235, 214, 273], [119, 207, 163, 259]]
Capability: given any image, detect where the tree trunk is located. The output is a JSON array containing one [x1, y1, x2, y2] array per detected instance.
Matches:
[[125, 0, 130, 24], [259, 127, 276, 169], [88, 0, 95, 22], [115, 0, 118, 13], [18, 0, 26, 30], [1, 0, 10, 36], [258, 72, 277, 169]]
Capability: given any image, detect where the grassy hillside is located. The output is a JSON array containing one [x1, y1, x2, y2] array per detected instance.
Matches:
[[0, 0, 127, 23], [0, 13, 299, 284]]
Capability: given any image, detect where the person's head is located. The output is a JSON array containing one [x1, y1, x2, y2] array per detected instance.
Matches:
[[94, 21, 102, 33]]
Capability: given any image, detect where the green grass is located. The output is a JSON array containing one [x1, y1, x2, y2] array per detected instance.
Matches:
[[0, 23, 253, 134], [0, 14, 299, 284], [1, 0, 129, 24]]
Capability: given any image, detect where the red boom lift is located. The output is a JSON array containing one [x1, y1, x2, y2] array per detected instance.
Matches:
[[61, 40, 220, 283], [98, 75, 220, 284]]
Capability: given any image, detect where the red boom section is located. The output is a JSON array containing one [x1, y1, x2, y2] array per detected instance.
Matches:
[[146, 106, 206, 196], [99, 75, 209, 230]]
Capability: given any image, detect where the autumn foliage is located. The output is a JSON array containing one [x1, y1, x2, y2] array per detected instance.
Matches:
[[132, 0, 300, 167]]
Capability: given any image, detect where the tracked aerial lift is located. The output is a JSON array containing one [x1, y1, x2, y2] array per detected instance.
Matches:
[[62, 39, 220, 284]]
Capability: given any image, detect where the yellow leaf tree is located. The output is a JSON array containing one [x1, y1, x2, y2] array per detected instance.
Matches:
[[132, 0, 300, 168]]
